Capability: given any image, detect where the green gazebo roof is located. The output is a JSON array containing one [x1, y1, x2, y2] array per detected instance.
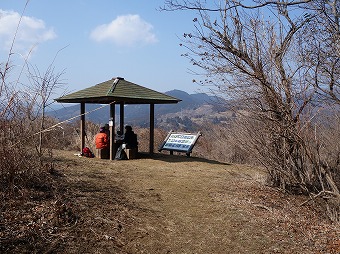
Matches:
[[55, 77, 181, 104]]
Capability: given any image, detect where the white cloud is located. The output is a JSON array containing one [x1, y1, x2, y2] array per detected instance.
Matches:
[[90, 14, 158, 47], [0, 9, 56, 56]]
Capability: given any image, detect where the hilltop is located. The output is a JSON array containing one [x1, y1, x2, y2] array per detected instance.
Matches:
[[2, 150, 338, 253]]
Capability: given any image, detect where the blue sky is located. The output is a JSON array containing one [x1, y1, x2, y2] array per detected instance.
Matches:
[[0, 0, 204, 100]]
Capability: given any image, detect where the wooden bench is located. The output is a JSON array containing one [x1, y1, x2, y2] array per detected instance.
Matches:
[[96, 148, 109, 159], [125, 147, 138, 159]]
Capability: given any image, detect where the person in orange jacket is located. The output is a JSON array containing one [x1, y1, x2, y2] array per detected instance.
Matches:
[[95, 126, 109, 149]]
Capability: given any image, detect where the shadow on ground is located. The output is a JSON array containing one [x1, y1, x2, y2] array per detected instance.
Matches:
[[137, 152, 232, 165]]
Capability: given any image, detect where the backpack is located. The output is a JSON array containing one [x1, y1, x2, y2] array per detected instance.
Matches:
[[82, 147, 94, 158], [115, 146, 127, 160]]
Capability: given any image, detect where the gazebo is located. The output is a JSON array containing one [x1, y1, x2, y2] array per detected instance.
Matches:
[[55, 77, 181, 160]]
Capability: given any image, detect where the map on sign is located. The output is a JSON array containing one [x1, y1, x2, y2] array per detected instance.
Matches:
[[159, 131, 201, 155]]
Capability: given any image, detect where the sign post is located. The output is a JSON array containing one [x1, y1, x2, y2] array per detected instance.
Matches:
[[158, 130, 202, 157]]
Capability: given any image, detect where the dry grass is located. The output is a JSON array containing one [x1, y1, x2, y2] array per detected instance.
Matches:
[[1, 150, 339, 253]]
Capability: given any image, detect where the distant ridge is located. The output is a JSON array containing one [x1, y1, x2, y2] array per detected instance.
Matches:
[[48, 90, 226, 127]]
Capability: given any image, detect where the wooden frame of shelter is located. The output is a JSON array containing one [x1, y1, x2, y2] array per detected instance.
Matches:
[[55, 77, 181, 160]]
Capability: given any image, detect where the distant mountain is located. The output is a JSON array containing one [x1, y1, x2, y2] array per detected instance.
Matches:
[[48, 103, 111, 125], [48, 90, 230, 129]]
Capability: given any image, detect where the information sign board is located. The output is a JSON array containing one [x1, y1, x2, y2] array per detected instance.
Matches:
[[158, 131, 201, 156]]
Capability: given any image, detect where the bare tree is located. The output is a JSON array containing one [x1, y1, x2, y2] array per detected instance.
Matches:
[[0, 0, 65, 191], [24, 49, 66, 161], [162, 0, 340, 220], [299, 1, 340, 103]]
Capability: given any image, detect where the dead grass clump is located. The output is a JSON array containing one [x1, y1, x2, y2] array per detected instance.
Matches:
[[0, 146, 40, 192], [190, 122, 255, 164], [135, 127, 168, 153]]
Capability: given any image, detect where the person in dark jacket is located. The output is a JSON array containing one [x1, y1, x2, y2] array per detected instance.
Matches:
[[122, 125, 138, 149], [115, 125, 138, 160]]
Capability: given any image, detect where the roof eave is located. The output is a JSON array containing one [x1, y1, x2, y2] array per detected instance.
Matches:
[[55, 96, 181, 104]]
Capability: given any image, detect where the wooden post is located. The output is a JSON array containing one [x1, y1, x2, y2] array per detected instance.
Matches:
[[80, 102, 85, 151], [109, 103, 115, 160], [149, 103, 154, 154], [120, 102, 124, 133]]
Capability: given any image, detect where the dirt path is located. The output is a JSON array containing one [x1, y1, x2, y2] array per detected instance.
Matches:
[[120, 158, 238, 253], [50, 151, 338, 253]]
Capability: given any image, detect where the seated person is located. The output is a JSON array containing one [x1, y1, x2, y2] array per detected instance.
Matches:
[[122, 125, 138, 149], [95, 126, 109, 149], [115, 125, 138, 160], [115, 130, 124, 142]]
